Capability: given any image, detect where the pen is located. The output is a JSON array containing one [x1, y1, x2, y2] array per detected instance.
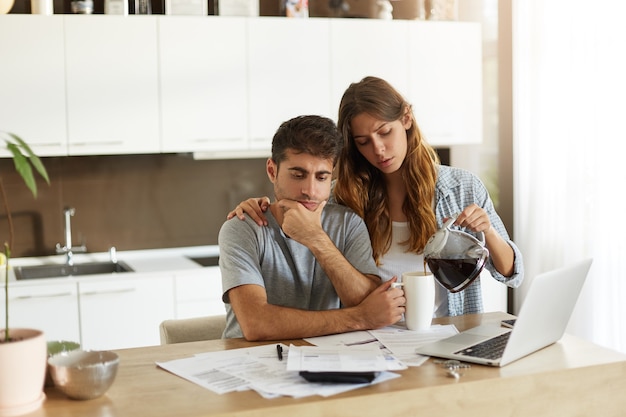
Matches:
[[276, 344, 283, 361]]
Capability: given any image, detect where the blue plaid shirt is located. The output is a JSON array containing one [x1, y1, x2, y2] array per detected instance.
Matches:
[[434, 165, 524, 316]]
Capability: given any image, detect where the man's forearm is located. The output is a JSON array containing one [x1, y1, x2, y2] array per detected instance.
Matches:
[[231, 280, 403, 341], [305, 232, 379, 306], [238, 303, 368, 341]]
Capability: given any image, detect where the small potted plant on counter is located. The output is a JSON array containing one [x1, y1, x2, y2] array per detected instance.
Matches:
[[0, 131, 50, 416]]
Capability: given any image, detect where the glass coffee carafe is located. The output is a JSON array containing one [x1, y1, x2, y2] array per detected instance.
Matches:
[[423, 215, 489, 293]]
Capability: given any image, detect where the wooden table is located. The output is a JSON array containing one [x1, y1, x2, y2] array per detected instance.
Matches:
[[33, 312, 626, 417]]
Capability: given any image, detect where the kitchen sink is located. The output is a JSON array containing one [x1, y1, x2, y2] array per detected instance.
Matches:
[[187, 256, 219, 267], [14, 261, 134, 280]]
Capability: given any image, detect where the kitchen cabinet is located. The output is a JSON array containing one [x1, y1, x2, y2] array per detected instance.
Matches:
[[0, 15, 68, 157], [78, 275, 174, 350], [64, 15, 160, 155], [0, 280, 80, 343], [329, 19, 411, 111], [159, 17, 248, 154], [174, 268, 225, 319], [0, 15, 482, 158], [330, 20, 482, 146], [3, 246, 224, 350], [408, 22, 483, 145], [246, 17, 333, 151]]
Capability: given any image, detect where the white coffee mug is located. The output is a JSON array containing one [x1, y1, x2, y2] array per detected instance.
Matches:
[[393, 271, 435, 331]]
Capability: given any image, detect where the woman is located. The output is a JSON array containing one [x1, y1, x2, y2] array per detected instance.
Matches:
[[228, 76, 524, 317]]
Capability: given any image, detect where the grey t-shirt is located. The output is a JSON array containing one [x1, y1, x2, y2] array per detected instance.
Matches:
[[219, 202, 379, 338]]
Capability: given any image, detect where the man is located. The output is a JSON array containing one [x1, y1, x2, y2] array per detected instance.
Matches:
[[219, 115, 405, 340]]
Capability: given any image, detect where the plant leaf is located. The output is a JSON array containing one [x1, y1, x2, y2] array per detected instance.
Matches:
[[7, 142, 37, 198], [7, 133, 50, 185]]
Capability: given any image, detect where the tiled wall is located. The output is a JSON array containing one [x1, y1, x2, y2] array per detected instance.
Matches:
[[1, 148, 448, 258], [0, 154, 272, 258]]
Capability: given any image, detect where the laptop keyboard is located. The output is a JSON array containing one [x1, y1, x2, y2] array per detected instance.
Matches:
[[455, 332, 512, 360]]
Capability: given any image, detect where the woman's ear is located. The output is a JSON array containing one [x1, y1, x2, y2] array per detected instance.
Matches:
[[402, 106, 413, 130]]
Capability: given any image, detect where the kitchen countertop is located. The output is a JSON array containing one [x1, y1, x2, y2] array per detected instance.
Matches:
[[6, 245, 220, 284]]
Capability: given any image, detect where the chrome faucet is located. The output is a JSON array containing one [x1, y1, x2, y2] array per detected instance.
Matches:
[[56, 207, 87, 266]]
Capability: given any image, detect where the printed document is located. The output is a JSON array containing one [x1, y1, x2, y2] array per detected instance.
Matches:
[[305, 324, 459, 366]]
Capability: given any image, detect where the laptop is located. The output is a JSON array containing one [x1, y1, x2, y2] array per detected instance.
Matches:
[[415, 258, 593, 367]]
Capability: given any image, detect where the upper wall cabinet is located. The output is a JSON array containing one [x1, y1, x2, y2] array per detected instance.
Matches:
[[329, 19, 411, 114], [330, 20, 482, 146], [0, 16, 481, 158], [408, 22, 483, 146], [159, 17, 248, 154], [247, 17, 333, 151], [0, 15, 68, 157], [64, 15, 160, 155]]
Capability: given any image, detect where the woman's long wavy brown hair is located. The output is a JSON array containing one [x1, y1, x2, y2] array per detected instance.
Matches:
[[334, 76, 439, 265]]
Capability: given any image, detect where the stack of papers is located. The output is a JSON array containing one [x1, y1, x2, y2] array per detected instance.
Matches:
[[157, 344, 399, 398], [156, 324, 458, 398]]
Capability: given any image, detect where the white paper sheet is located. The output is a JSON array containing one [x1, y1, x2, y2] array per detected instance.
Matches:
[[369, 324, 459, 366], [286, 344, 403, 372], [305, 325, 459, 367], [304, 330, 380, 348]]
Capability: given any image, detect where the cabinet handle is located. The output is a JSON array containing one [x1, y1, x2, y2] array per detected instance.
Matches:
[[189, 138, 241, 143], [13, 292, 74, 300], [32, 142, 65, 148], [80, 288, 136, 296], [71, 141, 124, 147]]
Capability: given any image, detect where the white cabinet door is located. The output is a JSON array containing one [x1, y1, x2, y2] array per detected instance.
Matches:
[[247, 17, 333, 151], [174, 267, 224, 319], [159, 17, 248, 154], [408, 22, 483, 146], [330, 19, 411, 112], [64, 15, 160, 155], [78, 275, 174, 350], [1, 281, 80, 343], [0, 15, 68, 157]]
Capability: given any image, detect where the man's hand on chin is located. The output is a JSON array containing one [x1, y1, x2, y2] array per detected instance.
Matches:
[[278, 199, 327, 243]]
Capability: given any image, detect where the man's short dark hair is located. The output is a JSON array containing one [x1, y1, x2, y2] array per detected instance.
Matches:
[[271, 115, 343, 166]]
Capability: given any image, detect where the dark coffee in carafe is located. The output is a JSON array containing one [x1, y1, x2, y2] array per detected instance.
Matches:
[[423, 215, 490, 294], [426, 257, 486, 293]]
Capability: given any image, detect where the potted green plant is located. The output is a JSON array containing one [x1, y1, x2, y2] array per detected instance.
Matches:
[[0, 131, 50, 416]]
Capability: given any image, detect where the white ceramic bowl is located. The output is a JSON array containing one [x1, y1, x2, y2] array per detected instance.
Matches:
[[48, 350, 119, 400]]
